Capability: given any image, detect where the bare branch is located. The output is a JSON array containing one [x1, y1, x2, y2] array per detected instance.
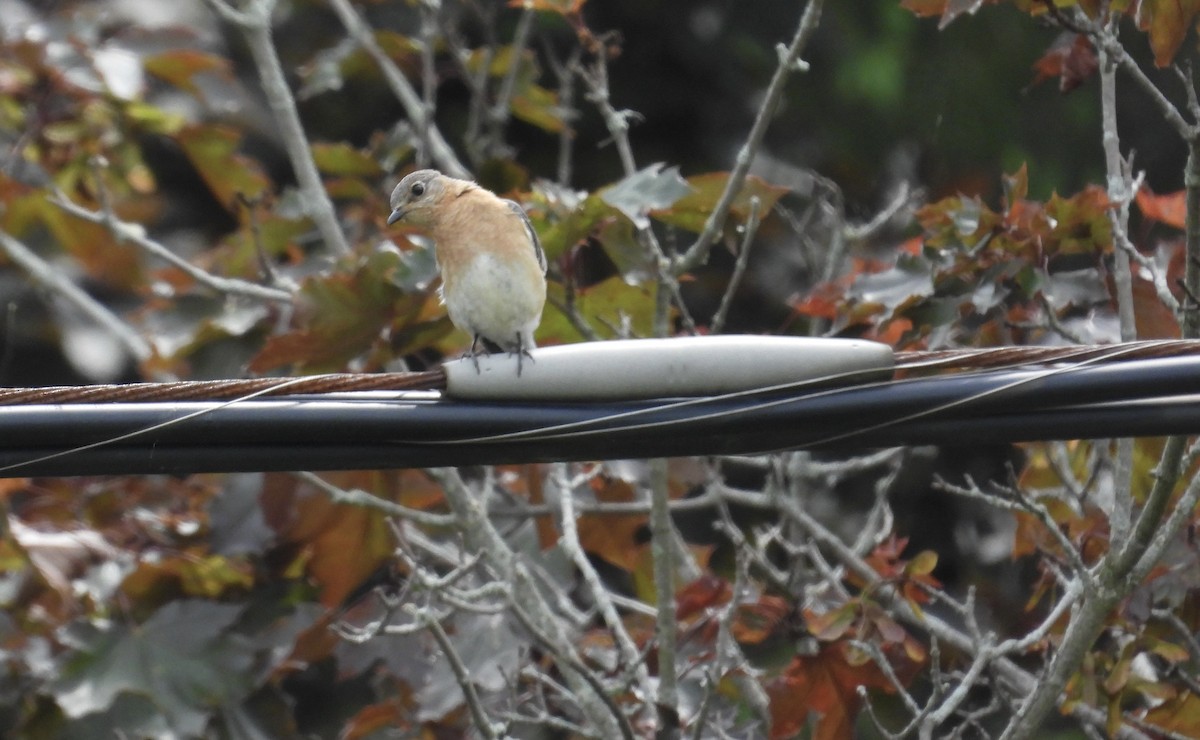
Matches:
[[295, 471, 454, 525], [0, 230, 153, 366], [710, 196, 761, 333], [424, 615, 502, 740], [326, 0, 470, 179], [675, 0, 825, 273], [424, 467, 627, 737], [551, 463, 656, 718], [49, 194, 293, 302], [203, 0, 351, 256]]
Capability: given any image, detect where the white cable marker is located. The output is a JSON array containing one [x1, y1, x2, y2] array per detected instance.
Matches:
[[443, 336, 895, 401]]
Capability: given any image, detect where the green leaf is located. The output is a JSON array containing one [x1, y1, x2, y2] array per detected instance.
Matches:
[[176, 124, 270, 210], [652, 172, 789, 233], [510, 82, 565, 133], [311, 141, 382, 177], [53, 601, 253, 736], [142, 50, 232, 97], [536, 192, 615, 261], [540, 276, 659, 343], [595, 213, 654, 284]]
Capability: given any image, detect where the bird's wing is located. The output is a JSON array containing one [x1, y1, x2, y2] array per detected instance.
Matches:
[[504, 199, 547, 274]]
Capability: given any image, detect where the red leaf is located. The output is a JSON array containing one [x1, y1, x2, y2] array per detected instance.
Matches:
[[791, 282, 845, 321], [1136, 185, 1187, 228], [732, 595, 792, 645], [1030, 33, 1098, 93], [676, 575, 732, 620], [767, 644, 898, 740]]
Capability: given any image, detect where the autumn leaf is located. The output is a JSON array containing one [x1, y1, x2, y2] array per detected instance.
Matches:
[[676, 575, 732, 620], [732, 595, 793, 645], [1138, 0, 1200, 67], [1136, 185, 1187, 228], [260, 473, 395, 607], [250, 250, 408, 373], [142, 49, 232, 98], [1029, 33, 1098, 93], [767, 643, 897, 740], [509, 0, 586, 12], [175, 123, 270, 210], [652, 171, 790, 234], [900, 0, 994, 29], [1145, 691, 1200, 736], [576, 476, 646, 571]]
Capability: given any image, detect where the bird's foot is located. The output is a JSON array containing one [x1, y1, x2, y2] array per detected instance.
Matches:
[[464, 335, 489, 374], [510, 334, 535, 377]]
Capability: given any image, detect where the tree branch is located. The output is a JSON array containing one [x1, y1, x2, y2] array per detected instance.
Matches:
[[674, 0, 824, 274], [326, 0, 470, 179]]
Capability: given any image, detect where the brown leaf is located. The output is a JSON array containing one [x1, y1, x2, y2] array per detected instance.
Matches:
[[250, 251, 408, 373], [1139, 0, 1200, 67], [175, 124, 271, 210], [261, 473, 395, 607], [732, 595, 792, 644], [142, 49, 232, 98], [767, 643, 899, 740], [676, 575, 732, 620], [1145, 691, 1200, 736], [1030, 33, 1098, 93], [575, 477, 647, 571]]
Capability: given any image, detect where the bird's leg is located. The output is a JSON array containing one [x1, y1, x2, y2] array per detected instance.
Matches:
[[512, 333, 535, 377], [467, 334, 482, 373]]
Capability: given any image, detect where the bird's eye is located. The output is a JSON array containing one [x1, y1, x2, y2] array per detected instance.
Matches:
[[410, 182, 426, 197]]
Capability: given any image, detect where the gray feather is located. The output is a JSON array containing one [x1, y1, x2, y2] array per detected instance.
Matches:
[[504, 199, 547, 274]]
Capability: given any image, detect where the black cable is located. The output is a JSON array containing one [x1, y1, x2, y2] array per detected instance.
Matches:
[[2, 356, 1200, 477]]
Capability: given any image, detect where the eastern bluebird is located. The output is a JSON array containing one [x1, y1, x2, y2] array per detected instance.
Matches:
[[387, 170, 548, 374]]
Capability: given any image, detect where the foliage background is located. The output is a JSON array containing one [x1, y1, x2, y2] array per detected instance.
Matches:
[[3, 0, 1200, 738]]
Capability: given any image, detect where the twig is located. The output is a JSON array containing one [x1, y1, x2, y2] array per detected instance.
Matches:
[[202, 0, 351, 256], [294, 471, 454, 526], [424, 467, 626, 736], [1099, 41, 1139, 549], [578, 59, 697, 335], [0, 230, 153, 365], [710, 196, 761, 333], [674, 0, 825, 274], [488, 6, 537, 134], [417, 2, 440, 168], [49, 194, 293, 302], [647, 456, 680, 731], [544, 43, 582, 186], [773, 488, 1150, 740], [424, 615, 501, 739], [934, 476, 1093, 586], [551, 463, 657, 720], [545, 292, 602, 341], [325, 0, 470, 179]]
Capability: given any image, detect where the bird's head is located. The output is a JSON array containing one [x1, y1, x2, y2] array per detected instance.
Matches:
[[387, 169, 447, 227]]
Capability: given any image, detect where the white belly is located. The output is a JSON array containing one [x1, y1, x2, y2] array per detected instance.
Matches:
[[441, 252, 545, 352]]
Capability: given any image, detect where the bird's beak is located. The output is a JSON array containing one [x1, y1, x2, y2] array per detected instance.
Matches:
[[386, 208, 405, 226]]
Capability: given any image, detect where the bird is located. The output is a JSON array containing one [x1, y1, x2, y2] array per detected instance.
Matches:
[[386, 169, 547, 374]]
